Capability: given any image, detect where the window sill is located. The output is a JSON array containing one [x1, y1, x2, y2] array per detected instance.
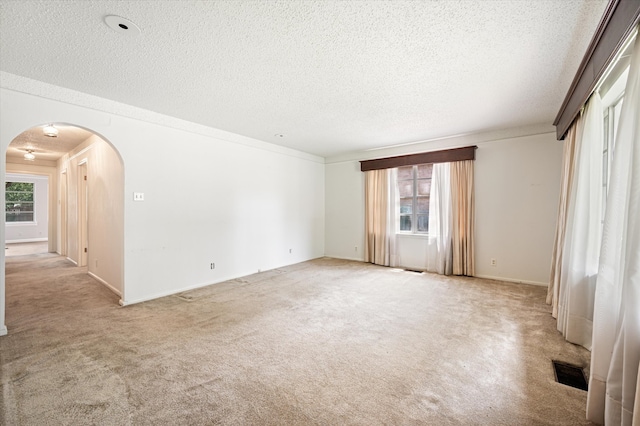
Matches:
[[396, 232, 430, 238], [6, 221, 37, 226]]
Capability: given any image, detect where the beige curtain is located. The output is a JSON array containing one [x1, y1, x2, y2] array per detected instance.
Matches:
[[546, 119, 580, 317], [364, 169, 390, 265], [450, 160, 474, 276]]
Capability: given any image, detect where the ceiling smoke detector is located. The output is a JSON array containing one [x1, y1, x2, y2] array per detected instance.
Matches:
[[104, 15, 141, 36]]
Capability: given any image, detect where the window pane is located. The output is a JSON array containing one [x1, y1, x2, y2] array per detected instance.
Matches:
[[398, 181, 413, 198], [417, 164, 433, 179], [417, 214, 429, 233], [400, 215, 412, 231], [397, 166, 413, 181], [6, 212, 34, 222], [417, 179, 431, 196], [417, 196, 429, 213], [6, 182, 35, 223], [400, 198, 412, 214]]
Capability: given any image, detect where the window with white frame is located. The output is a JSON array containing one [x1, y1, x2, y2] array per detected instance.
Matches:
[[5, 181, 35, 222], [602, 95, 624, 217], [397, 164, 433, 233], [599, 32, 634, 221]]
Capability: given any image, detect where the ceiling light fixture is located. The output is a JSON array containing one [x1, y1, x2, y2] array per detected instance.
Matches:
[[24, 150, 35, 161], [43, 124, 58, 137]]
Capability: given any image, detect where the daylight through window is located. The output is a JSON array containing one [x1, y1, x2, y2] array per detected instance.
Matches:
[[6, 182, 35, 222], [398, 164, 432, 233]]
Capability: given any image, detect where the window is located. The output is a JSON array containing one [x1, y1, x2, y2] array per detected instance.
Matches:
[[602, 89, 624, 221], [398, 164, 432, 233], [6, 182, 35, 222]]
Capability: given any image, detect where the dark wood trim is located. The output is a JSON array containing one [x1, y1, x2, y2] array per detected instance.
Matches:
[[554, 0, 640, 140], [360, 146, 477, 172]]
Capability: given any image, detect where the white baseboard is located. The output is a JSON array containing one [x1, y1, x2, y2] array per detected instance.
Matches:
[[6, 238, 48, 244], [324, 255, 365, 262], [88, 271, 122, 297], [474, 274, 547, 287], [120, 256, 327, 307], [0, 325, 7, 336], [66, 257, 78, 266]]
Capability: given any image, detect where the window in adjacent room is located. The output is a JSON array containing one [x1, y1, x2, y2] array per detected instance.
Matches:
[[398, 164, 432, 233], [5, 181, 35, 222]]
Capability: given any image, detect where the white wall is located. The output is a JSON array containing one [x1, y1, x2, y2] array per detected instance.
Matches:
[[4, 173, 48, 243], [325, 129, 563, 286], [0, 73, 325, 335]]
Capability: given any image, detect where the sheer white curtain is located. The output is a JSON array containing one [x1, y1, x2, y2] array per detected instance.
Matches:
[[427, 163, 452, 275], [556, 92, 603, 350], [587, 32, 640, 426]]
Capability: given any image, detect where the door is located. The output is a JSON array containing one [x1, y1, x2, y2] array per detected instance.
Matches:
[[60, 170, 67, 257], [78, 161, 88, 267]]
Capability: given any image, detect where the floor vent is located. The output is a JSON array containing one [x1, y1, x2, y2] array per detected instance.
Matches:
[[552, 361, 588, 391], [404, 269, 423, 274]]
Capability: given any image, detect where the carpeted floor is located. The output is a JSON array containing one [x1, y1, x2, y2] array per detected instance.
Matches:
[[5, 241, 49, 257], [0, 255, 593, 425]]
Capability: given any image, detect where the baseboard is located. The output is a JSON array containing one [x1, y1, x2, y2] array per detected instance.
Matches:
[[5, 238, 48, 244], [474, 274, 547, 287], [324, 255, 365, 262], [120, 256, 326, 307], [0, 325, 7, 336], [66, 257, 78, 266], [88, 271, 122, 297]]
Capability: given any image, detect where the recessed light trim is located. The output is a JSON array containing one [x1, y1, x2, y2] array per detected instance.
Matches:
[[105, 15, 141, 36]]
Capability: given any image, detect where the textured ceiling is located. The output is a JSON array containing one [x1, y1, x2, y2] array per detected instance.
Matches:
[[0, 0, 608, 158], [6, 125, 93, 162]]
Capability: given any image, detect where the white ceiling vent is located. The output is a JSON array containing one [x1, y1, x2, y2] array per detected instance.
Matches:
[[104, 15, 141, 36]]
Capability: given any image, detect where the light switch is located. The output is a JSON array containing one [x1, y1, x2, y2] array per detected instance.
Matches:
[[133, 192, 144, 201]]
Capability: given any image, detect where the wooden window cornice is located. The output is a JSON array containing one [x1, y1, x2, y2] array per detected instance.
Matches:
[[359, 146, 477, 172], [554, 0, 640, 140]]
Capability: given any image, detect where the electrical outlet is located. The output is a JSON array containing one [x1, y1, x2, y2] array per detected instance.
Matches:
[[355, 246, 358, 252], [133, 192, 144, 201], [210, 262, 215, 269], [289, 248, 292, 253], [490, 258, 497, 266]]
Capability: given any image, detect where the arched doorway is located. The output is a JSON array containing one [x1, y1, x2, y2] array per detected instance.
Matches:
[[2, 123, 124, 335]]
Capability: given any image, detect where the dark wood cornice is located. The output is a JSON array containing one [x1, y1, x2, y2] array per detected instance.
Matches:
[[359, 146, 477, 172], [554, 0, 640, 140]]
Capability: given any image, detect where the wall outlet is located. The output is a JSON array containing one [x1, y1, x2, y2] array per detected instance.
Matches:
[[210, 262, 215, 270], [490, 258, 497, 267], [289, 248, 292, 253], [133, 192, 144, 201], [355, 246, 358, 252]]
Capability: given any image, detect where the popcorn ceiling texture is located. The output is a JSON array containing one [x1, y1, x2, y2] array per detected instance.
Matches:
[[0, 0, 607, 157]]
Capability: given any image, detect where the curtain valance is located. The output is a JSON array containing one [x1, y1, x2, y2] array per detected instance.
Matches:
[[359, 146, 477, 172]]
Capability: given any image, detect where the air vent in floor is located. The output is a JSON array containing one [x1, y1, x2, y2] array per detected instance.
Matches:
[[552, 360, 588, 391]]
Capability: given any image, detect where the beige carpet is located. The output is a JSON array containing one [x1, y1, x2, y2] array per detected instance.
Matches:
[[0, 254, 593, 425], [5, 241, 49, 257]]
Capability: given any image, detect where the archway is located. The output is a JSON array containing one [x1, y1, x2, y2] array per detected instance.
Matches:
[[2, 123, 124, 335]]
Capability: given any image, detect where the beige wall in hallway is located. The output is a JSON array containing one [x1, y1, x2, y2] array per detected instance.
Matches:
[[58, 134, 124, 295]]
